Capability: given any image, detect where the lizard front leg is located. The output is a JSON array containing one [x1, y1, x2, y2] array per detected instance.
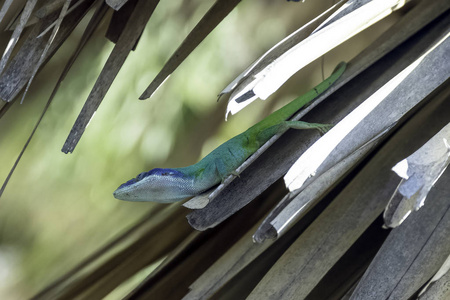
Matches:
[[256, 121, 332, 144]]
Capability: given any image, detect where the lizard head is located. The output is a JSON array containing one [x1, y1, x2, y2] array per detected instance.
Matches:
[[113, 168, 195, 203]]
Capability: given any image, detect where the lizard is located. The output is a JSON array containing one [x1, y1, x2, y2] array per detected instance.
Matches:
[[113, 62, 346, 203]]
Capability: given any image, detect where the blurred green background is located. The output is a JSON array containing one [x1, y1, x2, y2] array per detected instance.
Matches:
[[0, 1, 398, 298]]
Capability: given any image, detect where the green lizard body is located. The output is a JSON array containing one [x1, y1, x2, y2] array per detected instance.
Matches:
[[113, 62, 346, 202]]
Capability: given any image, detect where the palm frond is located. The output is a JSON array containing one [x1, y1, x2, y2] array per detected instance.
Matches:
[[0, 0, 448, 299]]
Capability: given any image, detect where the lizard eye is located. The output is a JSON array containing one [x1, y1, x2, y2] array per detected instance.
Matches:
[[146, 168, 183, 178], [148, 168, 172, 177]]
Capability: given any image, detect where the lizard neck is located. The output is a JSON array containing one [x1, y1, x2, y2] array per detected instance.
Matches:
[[176, 160, 222, 195]]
